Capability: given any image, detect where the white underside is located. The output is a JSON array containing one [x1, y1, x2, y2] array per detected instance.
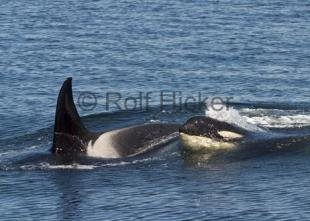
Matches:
[[180, 133, 238, 153], [86, 129, 242, 157], [87, 131, 121, 158]]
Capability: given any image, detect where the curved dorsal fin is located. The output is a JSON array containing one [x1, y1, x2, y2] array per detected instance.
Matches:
[[51, 78, 92, 156]]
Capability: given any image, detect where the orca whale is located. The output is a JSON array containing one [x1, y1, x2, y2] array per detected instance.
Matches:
[[51, 78, 180, 159], [179, 116, 249, 153], [179, 116, 310, 159]]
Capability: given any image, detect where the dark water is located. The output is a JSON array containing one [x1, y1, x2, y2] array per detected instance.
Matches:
[[1, 0, 310, 220]]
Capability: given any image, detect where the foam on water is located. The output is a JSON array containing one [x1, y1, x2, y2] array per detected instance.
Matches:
[[0, 155, 167, 171], [103, 158, 155, 167], [241, 108, 310, 128], [205, 105, 265, 132], [206, 103, 310, 130], [15, 163, 97, 170]]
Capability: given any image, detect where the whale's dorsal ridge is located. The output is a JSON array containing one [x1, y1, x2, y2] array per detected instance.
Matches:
[[51, 77, 94, 156]]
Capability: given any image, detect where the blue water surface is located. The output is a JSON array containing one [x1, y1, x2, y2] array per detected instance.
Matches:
[[0, 0, 310, 220]]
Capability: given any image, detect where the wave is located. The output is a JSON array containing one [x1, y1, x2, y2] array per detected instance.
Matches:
[[0, 144, 43, 158], [205, 106, 265, 132], [0, 153, 174, 171], [241, 108, 310, 128], [22, 163, 98, 170], [205, 103, 310, 130]]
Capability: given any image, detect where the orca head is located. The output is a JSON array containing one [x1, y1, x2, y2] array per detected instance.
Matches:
[[179, 116, 246, 140], [179, 116, 247, 152]]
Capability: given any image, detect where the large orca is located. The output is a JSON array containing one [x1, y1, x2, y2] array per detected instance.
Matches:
[[51, 78, 180, 159], [179, 116, 310, 160]]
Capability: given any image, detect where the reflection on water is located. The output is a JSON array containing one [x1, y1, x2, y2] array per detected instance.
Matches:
[[53, 171, 83, 220]]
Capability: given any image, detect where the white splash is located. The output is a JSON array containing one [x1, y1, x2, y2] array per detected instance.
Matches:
[[241, 109, 310, 128], [149, 119, 161, 123], [17, 158, 158, 171], [207, 105, 310, 129], [42, 163, 97, 170], [18, 163, 97, 170], [205, 105, 265, 132]]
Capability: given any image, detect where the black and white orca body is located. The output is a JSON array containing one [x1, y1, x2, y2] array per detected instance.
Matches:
[[52, 78, 179, 159], [179, 116, 310, 160], [179, 116, 249, 153]]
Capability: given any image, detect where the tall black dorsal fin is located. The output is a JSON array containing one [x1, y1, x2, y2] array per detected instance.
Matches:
[[51, 78, 93, 156]]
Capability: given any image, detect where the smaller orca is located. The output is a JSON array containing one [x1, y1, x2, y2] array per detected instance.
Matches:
[[179, 116, 310, 162], [51, 78, 180, 159], [179, 116, 249, 153]]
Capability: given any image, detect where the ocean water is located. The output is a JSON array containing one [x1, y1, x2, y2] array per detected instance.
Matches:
[[1, 0, 310, 220]]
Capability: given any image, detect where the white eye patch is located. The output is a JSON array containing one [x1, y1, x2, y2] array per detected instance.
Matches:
[[218, 131, 243, 140]]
